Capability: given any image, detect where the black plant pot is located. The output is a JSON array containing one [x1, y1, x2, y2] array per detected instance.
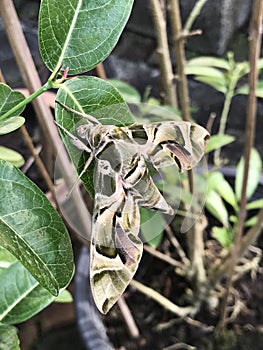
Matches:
[[75, 247, 114, 350]]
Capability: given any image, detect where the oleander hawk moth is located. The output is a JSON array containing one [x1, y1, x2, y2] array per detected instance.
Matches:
[[55, 101, 210, 314]]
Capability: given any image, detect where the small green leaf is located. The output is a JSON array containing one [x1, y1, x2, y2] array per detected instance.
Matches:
[[236, 81, 263, 98], [208, 172, 238, 210], [109, 79, 141, 104], [246, 198, 263, 210], [0, 117, 25, 135], [55, 289, 73, 303], [212, 226, 233, 248], [140, 208, 165, 248], [244, 215, 258, 227], [0, 160, 74, 296], [194, 76, 227, 94], [0, 147, 24, 167], [185, 65, 226, 79], [206, 134, 235, 153], [187, 57, 231, 70], [0, 261, 55, 324], [0, 84, 25, 120], [55, 76, 134, 196], [235, 148, 262, 201], [0, 324, 20, 350], [206, 190, 229, 227], [39, 0, 134, 74]]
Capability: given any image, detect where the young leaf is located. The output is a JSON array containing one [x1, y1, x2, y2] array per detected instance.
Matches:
[[208, 172, 238, 210], [205, 189, 229, 227], [0, 117, 25, 135], [0, 84, 25, 120], [109, 79, 141, 104], [0, 261, 55, 325], [55, 76, 134, 196], [0, 146, 24, 167], [212, 226, 233, 248], [0, 160, 74, 296], [236, 81, 263, 98], [235, 148, 262, 201], [55, 289, 73, 303], [206, 134, 235, 153], [39, 0, 134, 74], [246, 198, 263, 210], [187, 56, 231, 70], [194, 76, 227, 94], [185, 66, 226, 79], [0, 324, 20, 350]]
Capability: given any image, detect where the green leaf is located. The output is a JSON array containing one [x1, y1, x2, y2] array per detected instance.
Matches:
[[0, 160, 74, 296], [39, 0, 134, 74], [208, 172, 238, 210], [246, 198, 263, 210], [55, 76, 134, 195], [194, 76, 227, 94], [212, 226, 233, 248], [205, 189, 229, 227], [244, 215, 258, 227], [140, 208, 165, 248], [0, 84, 25, 120], [235, 148, 262, 201], [0, 261, 55, 325], [236, 81, 263, 98], [55, 289, 73, 303], [0, 117, 25, 135], [187, 57, 231, 70], [185, 65, 226, 79], [109, 79, 141, 104], [0, 147, 24, 167], [0, 324, 20, 350], [206, 134, 235, 153]]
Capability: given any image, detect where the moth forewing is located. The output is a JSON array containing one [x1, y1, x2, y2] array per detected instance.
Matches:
[[90, 160, 143, 314]]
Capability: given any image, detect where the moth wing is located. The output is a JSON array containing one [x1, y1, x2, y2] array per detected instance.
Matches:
[[90, 159, 143, 314], [128, 122, 209, 171]]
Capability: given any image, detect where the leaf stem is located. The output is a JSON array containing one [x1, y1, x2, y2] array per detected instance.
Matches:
[[0, 81, 52, 121], [184, 0, 209, 33]]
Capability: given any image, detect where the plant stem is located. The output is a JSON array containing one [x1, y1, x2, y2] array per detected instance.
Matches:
[[168, 0, 191, 121], [149, 0, 178, 107], [0, 82, 51, 121], [217, 0, 263, 329], [184, 0, 209, 33], [130, 279, 197, 317]]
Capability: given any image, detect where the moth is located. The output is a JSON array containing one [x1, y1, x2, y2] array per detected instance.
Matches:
[[55, 101, 210, 314]]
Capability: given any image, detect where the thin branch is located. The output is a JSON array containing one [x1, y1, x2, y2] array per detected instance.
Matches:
[[144, 244, 185, 269], [149, 0, 178, 107], [130, 279, 198, 317], [183, 0, 209, 33], [117, 296, 140, 339], [217, 0, 263, 329], [168, 0, 190, 121]]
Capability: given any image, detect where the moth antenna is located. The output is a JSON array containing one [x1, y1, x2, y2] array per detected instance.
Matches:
[[54, 120, 91, 153], [55, 100, 101, 125], [66, 153, 94, 197]]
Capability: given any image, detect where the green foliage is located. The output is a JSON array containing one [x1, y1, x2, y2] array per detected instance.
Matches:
[[0, 324, 20, 350], [39, 0, 134, 75], [0, 147, 24, 167]]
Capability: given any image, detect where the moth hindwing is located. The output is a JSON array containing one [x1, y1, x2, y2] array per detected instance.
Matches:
[[55, 101, 210, 314]]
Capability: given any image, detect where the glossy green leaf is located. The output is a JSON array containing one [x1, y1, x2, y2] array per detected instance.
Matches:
[[39, 0, 134, 74], [140, 208, 165, 248], [235, 148, 262, 201], [206, 134, 235, 153], [0, 261, 55, 325], [0, 147, 24, 167], [205, 189, 229, 227], [208, 172, 238, 210], [0, 84, 25, 121], [0, 117, 25, 135], [0, 324, 20, 350], [55, 76, 134, 195], [0, 160, 74, 296], [212, 226, 233, 248], [109, 79, 141, 104], [187, 57, 230, 70]]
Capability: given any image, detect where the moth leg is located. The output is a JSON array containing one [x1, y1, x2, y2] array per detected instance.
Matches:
[[55, 100, 101, 125]]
